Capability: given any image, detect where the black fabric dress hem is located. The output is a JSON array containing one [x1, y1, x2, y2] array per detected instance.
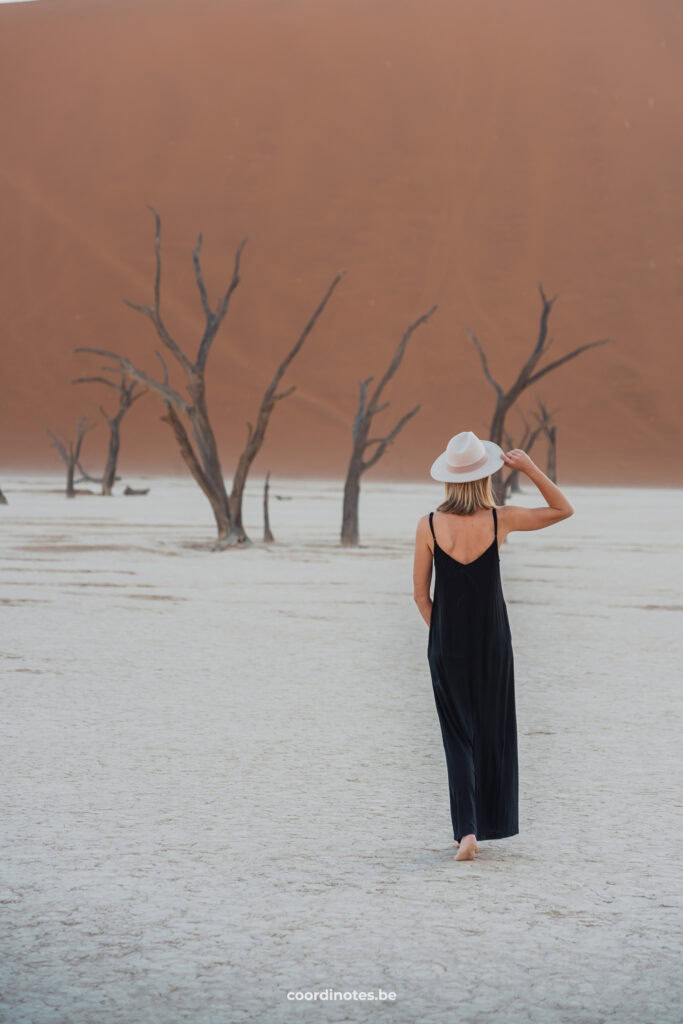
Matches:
[[455, 829, 519, 843]]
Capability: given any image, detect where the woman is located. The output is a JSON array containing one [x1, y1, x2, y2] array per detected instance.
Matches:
[[413, 430, 574, 861]]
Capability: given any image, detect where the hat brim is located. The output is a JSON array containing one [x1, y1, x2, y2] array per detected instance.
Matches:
[[430, 440, 504, 482]]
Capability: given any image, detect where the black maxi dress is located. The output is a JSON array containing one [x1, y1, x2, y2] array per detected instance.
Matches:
[[427, 507, 519, 842]]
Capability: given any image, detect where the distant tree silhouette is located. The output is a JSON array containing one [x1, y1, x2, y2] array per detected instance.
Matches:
[[47, 418, 96, 497], [341, 306, 438, 546], [531, 400, 558, 482], [467, 284, 611, 503], [72, 372, 147, 494]]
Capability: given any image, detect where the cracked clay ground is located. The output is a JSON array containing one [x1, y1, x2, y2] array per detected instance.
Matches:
[[1, 477, 681, 1023]]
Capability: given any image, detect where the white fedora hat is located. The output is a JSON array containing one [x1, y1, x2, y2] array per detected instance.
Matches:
[[430, 430, 504, 482]]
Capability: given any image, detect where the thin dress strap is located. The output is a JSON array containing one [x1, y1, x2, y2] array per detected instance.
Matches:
[[492, 506, 498, 539], [429, 511, 436, 541]]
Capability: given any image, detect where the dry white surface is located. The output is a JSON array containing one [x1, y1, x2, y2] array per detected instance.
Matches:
[[0, 475, 681, 1024]]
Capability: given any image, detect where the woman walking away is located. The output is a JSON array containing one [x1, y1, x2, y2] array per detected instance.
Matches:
[[413, 431, 574, 861]]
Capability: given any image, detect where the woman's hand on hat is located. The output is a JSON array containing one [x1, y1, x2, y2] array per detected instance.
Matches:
[[502, 448, 535, 474]]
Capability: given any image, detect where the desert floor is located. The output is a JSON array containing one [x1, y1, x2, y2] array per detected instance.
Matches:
[[1, 475, 681, 1023]]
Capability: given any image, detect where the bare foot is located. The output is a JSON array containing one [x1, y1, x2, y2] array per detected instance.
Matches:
[[452, 840, 460, 848], [454, 834, 478, 861]]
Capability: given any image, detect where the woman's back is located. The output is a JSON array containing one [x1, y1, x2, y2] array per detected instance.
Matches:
[[430, 507, 500, 566]]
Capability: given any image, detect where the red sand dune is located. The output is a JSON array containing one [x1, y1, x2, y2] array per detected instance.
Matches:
[[1, 0, 682, 485]]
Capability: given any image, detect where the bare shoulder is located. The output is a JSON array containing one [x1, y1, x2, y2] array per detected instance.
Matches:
[[493, 504, 513, 540], [415, 513, 431, 536], [495, 504, 514, 520], [415, 514, 435, 551]]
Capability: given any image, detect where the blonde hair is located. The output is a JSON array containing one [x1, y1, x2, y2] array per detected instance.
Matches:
[[436, 476, 495, 516]]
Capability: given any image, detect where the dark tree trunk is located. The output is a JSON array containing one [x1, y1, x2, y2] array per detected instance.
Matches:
[[341, 453, 364, 547], [102, 422, 120, 496], [187, 380, 233, 539], [263, 471, 275, 543], [229, 451, 251, 539], [161, 403, 233, 542], [546, 426, 557, 482]]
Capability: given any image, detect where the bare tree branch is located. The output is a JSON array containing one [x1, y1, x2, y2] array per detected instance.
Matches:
[[72, 375, 121, 391], [196, 237, 248, 372], [263, 272, 346, 396], [367, 305, 437, 413], [75, 347, 191, 412], [361, 404, 421, 471], [122, 207, 195, 375], [273, 384, 296, 401], [46, 428, 69, 463], [465, 327, 504, 399], [127, 384, 148, 408], [508, 283, 558, 396], [192, 233, 212, 321], [525, 338, 612, 387]]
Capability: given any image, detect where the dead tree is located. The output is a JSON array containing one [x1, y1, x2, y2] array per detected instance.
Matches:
[[77, 207, 341, 548], [230, 271, 344, 536], [73, 372, 147, 494], [467, 284, 611, 503], [47, 418, 96, 497], [263, 471, 275, 543], [341, 306, 438, 546], [77, 207, 244, 542]]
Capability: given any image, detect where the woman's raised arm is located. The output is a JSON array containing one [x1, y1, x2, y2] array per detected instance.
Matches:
[[498, 449, 574, 535]]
